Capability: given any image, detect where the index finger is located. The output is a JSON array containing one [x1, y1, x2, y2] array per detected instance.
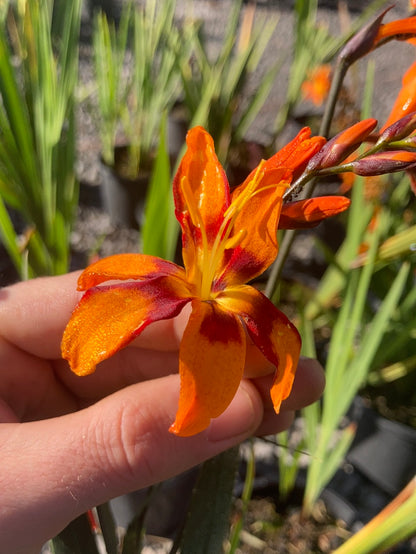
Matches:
[[0, 273, 182, 360]]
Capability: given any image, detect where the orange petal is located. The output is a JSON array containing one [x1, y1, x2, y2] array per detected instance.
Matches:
[[278, 196, 351, 229], [172, 126, 230, 273], [375, 16, 416, 45], [217, 285, 301, 412], [77, 253, 187, 290], [381, 60, 416, 132], [262, 127, 326, 180], [214, 129, 326, 289], [170, 299, 246, 436], [301, 65, 332, 106], [215, 171, 289, 289], [61, 276, 192, 376]]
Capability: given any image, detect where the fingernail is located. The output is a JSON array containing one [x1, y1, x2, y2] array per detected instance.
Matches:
[[207, 384, 260, 442]]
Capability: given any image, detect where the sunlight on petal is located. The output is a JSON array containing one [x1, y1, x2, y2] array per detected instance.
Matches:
[[217, 285, 301, 412], [62, 277, 192, 376], [170, 299, 246, 436], [77, 253, 187, 290]]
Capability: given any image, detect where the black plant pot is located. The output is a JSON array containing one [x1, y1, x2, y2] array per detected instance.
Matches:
[[323, 397, 416, 532], [99, 116, 188, 231]]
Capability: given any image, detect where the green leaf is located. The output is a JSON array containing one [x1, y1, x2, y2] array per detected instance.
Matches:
[[49, 514, 100, 554], [142, 116, 173, 259], [178, 448, 239, 554]]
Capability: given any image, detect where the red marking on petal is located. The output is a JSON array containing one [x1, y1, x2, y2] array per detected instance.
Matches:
[[217, 286, 301, 413], [62, 276, 192, 376], [77, 254, 186, 290]]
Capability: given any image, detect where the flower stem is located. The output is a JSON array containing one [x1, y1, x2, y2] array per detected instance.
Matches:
[[265, 55, 350, 298]]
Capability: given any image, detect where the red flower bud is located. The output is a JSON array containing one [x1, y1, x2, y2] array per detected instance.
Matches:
[[378, 111, 416, 144], [306, 119, 377, 172], [352, 151, 416, 176], [279, 196, 351, 229]]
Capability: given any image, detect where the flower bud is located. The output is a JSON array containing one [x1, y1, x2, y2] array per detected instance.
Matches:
[[374, 15, 416, 47], [377, 111, 416, 144], [279, 196, 351, 229], [352, 151, 416, 176], [338, 7, 392, 65], [306, 119, 377, 172]]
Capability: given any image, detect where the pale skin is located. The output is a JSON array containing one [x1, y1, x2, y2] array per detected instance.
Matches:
[[0, 272, 325, 554]]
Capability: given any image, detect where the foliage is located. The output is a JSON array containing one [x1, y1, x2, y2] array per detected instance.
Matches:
[[92, 0, 182, 178], [0, 0, 81, 277], [174, 0, 279, 165]]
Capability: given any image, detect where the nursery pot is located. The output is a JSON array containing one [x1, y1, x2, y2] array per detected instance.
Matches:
[[99, 145, 151, 230], [323, 397, 416, 530]]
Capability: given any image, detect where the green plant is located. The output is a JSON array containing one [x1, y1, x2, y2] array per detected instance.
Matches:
[[141, 115, 177, 261], [273, 0, 388, 136], [0, 0, 81, 277], [92, 2, 130, 168], [92, 0, 182, 179], [176, 0, 279, 165]]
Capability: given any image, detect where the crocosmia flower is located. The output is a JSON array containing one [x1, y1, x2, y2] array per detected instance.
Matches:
[[62, 126, 349, 436], [301, 65, 331, 106]]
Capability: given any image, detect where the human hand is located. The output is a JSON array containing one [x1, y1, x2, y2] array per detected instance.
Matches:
[[0, 272, 324, 553]]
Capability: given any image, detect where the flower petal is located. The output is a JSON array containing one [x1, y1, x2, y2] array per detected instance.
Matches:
[[62, 276, 192, 376], [217, 285, 301, 412], [214, 129, 326, 289], [77, 253, 187, 290], [279, 196, 351, 229], [301, 65, 332, 107], [380, 60, 416, 132], [170, 299, 246, 436], [261, 127, 326, 180], [375, 16, 416, 46], [172, 126, 230, 277], [214, 173, 289, 289]]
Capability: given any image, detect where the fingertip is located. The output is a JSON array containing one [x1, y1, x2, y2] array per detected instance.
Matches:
[[207, 380, 263, 442]]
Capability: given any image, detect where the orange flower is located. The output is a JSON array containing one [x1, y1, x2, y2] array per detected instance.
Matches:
[[301, 65, 331, 106], [62, 127, 349, 437], [380, 61, 416, 132], [374, 16, 416, 46]]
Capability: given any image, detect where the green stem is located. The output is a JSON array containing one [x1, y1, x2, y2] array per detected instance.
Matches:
[[265, 55, 350, 298]]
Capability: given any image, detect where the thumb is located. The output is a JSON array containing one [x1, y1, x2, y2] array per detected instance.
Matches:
[[1, 374, 262, 552]]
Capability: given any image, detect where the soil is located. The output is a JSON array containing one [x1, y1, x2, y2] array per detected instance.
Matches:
[[233, 499, 350, 554]]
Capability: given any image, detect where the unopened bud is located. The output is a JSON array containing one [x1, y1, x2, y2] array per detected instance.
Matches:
[[352, 151, 416, 176], [375, 15, 416, 47], [279, 196, 351, 229], [338, 7, 392, 65], [377, 111, 416, 144], [306, 119, 377, 172]]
